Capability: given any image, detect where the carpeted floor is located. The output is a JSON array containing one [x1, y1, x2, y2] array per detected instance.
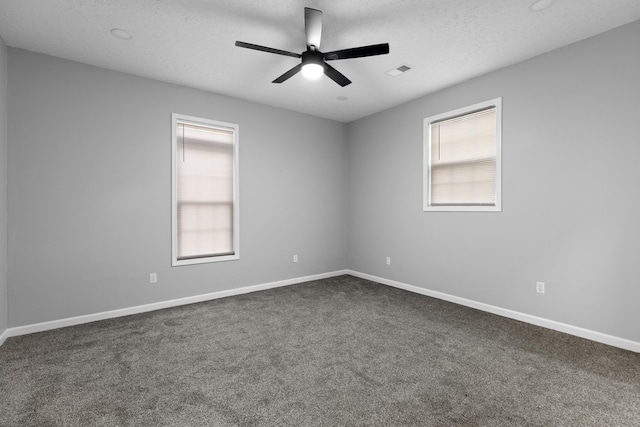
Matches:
[[1, 275, 639, 426]]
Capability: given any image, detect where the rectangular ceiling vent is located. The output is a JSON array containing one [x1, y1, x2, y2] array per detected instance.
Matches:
[[386, 64, 412, 77]]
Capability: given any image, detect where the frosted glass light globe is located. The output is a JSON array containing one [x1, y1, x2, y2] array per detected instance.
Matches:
[[301, 63, 323, 79]]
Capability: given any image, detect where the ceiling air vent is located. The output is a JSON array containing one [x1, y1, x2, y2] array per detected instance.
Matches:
[[386, 64, 412, 77]]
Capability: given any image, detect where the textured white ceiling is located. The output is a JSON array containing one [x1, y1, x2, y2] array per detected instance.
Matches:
[[1, 0, 639, 122]]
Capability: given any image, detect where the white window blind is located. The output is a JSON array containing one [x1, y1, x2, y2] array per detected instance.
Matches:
[[172, 115, 239, 265], [424, 98, 501, 212]]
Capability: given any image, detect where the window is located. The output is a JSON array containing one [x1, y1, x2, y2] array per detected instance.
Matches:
[[423, 98, 502, 212], [172, 114, 239, 266]]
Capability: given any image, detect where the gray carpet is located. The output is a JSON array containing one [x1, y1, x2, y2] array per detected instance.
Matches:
[[1, 275, 639, 426]]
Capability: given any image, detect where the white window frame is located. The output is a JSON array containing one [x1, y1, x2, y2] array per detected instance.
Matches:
[[171, 113, 240, 266], [423, 98, 502, 212]]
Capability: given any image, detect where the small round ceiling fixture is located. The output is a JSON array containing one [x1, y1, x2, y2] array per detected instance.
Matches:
[[530, 0, 555, 11], [110, 28, 132, 40]]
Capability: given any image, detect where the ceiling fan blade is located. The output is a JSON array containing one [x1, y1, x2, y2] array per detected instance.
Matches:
[[235, 41, 301, 58], [324, 43, 390, 61], [273, 64, 303, 83], [322, 62, 351, 87], [304, 7, 322, 49]]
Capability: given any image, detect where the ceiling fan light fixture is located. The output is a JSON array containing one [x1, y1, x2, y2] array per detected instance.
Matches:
[[301, 50, 324, 80], [301, 63, 323, 79]]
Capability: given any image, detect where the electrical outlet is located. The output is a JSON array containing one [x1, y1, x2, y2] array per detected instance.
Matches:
[[293, 254, 298, 263], [536, 281, 545, 294], [386, 257, 391, 265], [149, 273, 157, 284]]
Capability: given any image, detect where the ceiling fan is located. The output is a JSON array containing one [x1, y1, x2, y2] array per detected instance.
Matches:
[[235, 7, 390, 87]]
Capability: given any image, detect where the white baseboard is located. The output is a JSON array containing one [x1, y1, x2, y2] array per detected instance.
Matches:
[[4, 269, 638, 354], [0, 328, 8, 347], [347, 270, 640, 354], [4, 270, 349, 341]]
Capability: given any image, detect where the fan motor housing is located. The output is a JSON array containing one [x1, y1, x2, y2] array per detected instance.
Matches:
[[302, 49, 323, 67]]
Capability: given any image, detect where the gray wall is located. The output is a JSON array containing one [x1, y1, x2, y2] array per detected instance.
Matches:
[[6, 21, 640, 345], [0, 36, 7, 335], [7, 49, 347, 327], [347, 21, 640, 343]]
